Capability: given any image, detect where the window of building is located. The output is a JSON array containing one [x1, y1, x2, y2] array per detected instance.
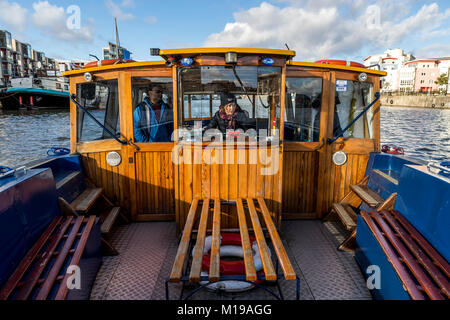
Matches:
[[76, 79, 120, 143], [333, 80, 374, 139], [285, 77, 322, 142], [132, 77, 173, 143]]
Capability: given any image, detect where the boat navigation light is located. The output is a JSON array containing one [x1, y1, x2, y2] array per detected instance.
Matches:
[[225, 52, 238, 64], [358, 72, 368, 82], [83, 72, 94, 82], [165, 56, 176, 67], [262, 57, 274, 65], [180, 57, 194, 66]]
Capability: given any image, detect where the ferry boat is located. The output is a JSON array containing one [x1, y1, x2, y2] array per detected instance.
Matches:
[[0, 76, 70, 110], [0, 48, 448, 301]]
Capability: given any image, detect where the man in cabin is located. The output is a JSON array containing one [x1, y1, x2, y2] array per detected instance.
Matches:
[[133, 84, 173, 142]]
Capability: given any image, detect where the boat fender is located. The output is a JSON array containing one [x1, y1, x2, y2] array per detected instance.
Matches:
[[47, 147, 71, 156], [381, 145, 404, 155], [0, 166, 12, 174], [0, 166, 14, 179], [84, 59, 135, 68], [432, 104, 435, 108], [390, 100, 394, 104]]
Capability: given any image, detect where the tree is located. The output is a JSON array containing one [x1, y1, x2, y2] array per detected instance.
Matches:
[[435, 73, 449, 94]]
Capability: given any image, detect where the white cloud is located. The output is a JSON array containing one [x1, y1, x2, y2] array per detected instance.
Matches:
[[0, 0, 28, 32], [105, 0, 134, 20], [416, 43, 450, 58], [31, 1, 93, 42], [204, 1, 450, 61], [143, 16, 158, 25]]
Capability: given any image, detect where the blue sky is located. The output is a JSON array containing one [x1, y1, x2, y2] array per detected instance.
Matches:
[[0, 0, 449, 62]]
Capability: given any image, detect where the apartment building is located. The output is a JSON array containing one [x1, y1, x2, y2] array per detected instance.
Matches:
[[102, 42, 132, 60]]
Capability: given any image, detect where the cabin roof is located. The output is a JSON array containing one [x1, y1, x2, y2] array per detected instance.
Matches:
[[288, 61, 387, 76], [62, 47, 386, 77], [158, 47, 296, 58]]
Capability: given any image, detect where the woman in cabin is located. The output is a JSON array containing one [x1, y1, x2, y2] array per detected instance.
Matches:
[[205, 92, 251, 134], [133, 84, 173, 142]]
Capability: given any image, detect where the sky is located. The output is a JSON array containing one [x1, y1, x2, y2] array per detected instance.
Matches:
[[0, 0, 449, 62]]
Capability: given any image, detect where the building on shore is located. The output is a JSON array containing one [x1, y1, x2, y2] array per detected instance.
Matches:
[[364, 49, 415, 92], [365, 49, 450, 94], [102, 42, 132, 60], [0, 28, 95, 88]]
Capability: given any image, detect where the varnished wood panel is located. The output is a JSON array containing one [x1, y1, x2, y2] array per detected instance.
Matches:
[[174, 144, 282, 231], [282, 151, 318, 215], [135, 151, 175, 216]]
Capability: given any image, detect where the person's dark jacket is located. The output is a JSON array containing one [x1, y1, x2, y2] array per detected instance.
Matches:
[[205, 108, 253, 133]]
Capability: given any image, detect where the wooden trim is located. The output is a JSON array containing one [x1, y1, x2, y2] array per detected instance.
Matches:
[[172, 65, 179, 142], [361, 211, 425, 300], [284, 142, 321, 152], [69, 81, 77, 153], [288, 61, 387, 76], [189, 199, 210, 282], [247, 198, 276, 280], [236, 198, 257, 281], [209, 199, 221, 282], [169, 198, 198, 282], [55, 216, 96, 300], [134, 143, 175, 152], [63, 61, 167, 76], [76, 140, 122, 153], [257, 197, 296, 280], [36, 217, 84, 300]]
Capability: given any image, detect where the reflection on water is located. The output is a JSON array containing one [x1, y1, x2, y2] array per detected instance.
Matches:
[[0, 109, 70, 168], [380, 106, 450, 162], [0, 106, 449, 168]]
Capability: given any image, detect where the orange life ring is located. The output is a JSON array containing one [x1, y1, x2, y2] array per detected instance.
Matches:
[[84, 59, 135, 68], [315, 60, 365, 68]]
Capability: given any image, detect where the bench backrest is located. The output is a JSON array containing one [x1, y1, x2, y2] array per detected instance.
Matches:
[[395, 164, 450, 262], [0, 168, 61, 288]]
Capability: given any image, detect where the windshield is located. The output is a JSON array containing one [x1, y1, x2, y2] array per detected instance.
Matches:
[[178, 66, 281, 141]]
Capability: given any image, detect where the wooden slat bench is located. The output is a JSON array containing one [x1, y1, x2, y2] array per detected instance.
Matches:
[[361, 209, 450, 300], [167, 198, 298, 300], [0, 215, 99, 300]]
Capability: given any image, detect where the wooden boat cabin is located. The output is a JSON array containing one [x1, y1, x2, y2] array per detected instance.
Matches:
[[63, 48, 385, 233]]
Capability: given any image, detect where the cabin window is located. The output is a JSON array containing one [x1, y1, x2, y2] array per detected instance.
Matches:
[[131, 77, 174, 143], [284, 77, 322, 142], [333, 80, 374, 139], [178, 66, 281, 141], [76, 80, 120, 142]]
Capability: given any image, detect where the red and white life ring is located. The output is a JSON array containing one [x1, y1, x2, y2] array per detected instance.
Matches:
[[381, 145, 405, 155], [315, 60, 365, 68], [83, 59, 135, 68], [197, 233, 269, 292]]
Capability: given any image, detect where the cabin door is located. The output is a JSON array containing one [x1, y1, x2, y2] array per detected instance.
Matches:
[[316, 71, 381, 216], [282, 70, 332, 219], [123, 70, 176, 222]]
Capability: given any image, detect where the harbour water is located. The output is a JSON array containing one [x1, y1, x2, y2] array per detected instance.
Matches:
[[0, 106, 449, 168]]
